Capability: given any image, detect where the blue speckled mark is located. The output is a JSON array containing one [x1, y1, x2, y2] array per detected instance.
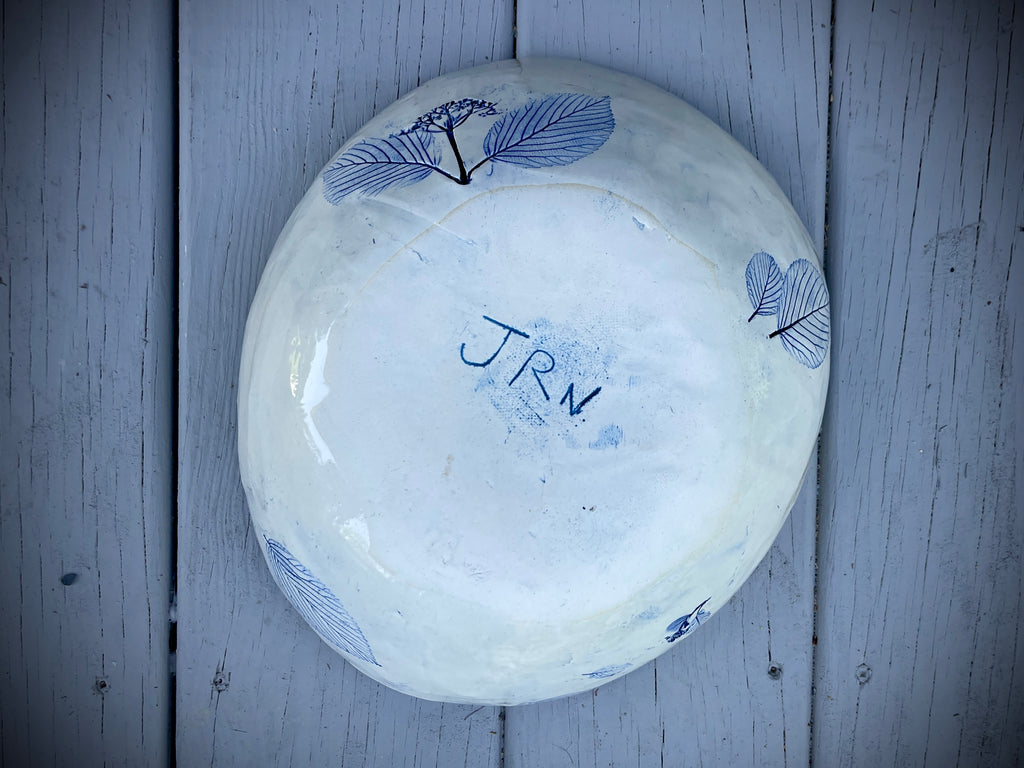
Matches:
[[264, 537, 380, 666], [589, 424, 622, 449], [561, 432, 581, 450], [665, 597, 712, 643], [461, 315, 613, 442], [584, 662, 633, 679]]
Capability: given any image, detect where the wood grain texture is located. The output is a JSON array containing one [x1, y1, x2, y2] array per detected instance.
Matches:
[[176, 0, 512, 764], [507, 479, 817, 768], [508, 1, 829, 765], [0, 0, 175, 765], [815, 0, 1023, 765]]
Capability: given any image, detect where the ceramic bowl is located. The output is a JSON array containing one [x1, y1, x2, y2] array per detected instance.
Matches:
[[238, 58, 829, 705]]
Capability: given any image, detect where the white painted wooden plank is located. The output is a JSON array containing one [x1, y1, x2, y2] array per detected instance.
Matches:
[[176, 1, 512, 764], [0, 0, 175, 765], [507, 1, 829, 765], [814, 0, 1023, 765]]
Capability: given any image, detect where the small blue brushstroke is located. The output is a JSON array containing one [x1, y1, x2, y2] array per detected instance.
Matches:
[[589, 424, 622, 449], [473, 372, 496, 393], [665, 597, 712, 643], [632, 216, 646, 230], [584, 662, 632, 680]]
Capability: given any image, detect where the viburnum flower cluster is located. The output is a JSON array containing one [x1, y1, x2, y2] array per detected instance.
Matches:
[[403, 99, 499, 134]]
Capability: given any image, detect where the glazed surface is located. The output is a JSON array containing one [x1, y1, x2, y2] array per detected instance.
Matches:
[[238, 58, 828, 704]]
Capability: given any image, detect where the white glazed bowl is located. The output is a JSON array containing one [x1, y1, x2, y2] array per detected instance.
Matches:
[[238, 58, 829, 705]]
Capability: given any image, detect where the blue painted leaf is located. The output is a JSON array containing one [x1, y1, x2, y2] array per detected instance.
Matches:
[[323, 131, 440, 202], [482, 93, 614, 168], [745, 251, 783, 321], [264, 537, 380, 666], [771, 259, 830, 369], [665, 597, 712, 643], [583, 662, 633, 680]]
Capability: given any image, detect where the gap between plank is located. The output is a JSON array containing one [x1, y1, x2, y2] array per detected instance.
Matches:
[[808, 0, 838, 764], [169, 0, 181, 764], [511, 0, 518, 59]]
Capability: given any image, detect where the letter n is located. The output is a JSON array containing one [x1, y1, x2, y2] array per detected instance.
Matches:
[[560, 382, 602, 416]]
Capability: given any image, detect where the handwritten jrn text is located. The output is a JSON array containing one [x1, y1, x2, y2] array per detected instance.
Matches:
[[459, 315, 602, 416]]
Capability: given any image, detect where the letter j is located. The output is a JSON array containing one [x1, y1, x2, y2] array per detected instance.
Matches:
[[459, 315, 530, 367]]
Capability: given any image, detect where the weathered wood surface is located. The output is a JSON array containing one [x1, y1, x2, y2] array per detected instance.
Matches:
[[0, 0, 175, 765], [506, 1, 828, 765], [814, 0, 1024, 766], [175, 0, 512, 764]]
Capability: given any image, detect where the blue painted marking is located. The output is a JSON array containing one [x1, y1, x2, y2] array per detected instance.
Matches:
[[584, 662, 633, 679], [589, 424, 622, 449], [665, 597, 712, 643]]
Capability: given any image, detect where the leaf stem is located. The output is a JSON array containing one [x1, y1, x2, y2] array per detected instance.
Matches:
[[446, 128, 469, 184], [466, 155, 495, 179], [429, 165, 462, 185], [768, 304, 828, 338]]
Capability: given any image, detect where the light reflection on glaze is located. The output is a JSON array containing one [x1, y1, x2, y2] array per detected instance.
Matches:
[[337, 514, 371, 551], [300, 321, 336, 464], [333, 513, 394, 580]]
